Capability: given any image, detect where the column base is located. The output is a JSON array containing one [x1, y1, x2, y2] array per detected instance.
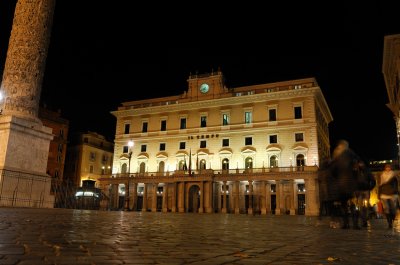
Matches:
[[248, 208, 253, 215], [235, 208, 240, 214], [221, 208, 227, 213], [261, 208, 267, 215]]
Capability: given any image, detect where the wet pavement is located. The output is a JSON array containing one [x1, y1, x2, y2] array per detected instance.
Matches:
[[0, 208, 399, 265]]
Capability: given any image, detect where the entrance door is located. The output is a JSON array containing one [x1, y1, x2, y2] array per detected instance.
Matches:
[[188, 185, 200, 213], [271, 194, 276, 214], [298, 194, 305, 215]]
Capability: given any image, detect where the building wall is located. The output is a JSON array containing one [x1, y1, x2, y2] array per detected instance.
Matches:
[[103, 71, 332, 215]]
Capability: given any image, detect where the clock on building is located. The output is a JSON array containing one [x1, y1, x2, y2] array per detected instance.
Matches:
[[199, 83, 209, 94]]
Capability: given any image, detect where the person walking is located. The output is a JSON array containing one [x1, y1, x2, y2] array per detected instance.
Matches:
[[378, 163, 399, 228]]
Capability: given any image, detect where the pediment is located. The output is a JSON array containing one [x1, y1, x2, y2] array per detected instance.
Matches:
[[241, 146, 256, 154], [266, 144, 282, 152], [218, 147, 233, 155], [156, 152, 168, 159], [292, 143, 308, 151]]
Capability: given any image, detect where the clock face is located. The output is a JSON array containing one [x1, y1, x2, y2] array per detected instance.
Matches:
[[199, 83, 209, 93]]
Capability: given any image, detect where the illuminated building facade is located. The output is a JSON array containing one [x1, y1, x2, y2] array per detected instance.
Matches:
[[382, 34, 400, 167], [101, 71, 332, 215], [64, 131, 114, 188]]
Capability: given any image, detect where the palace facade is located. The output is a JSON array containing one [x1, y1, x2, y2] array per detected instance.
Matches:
[[100, 71, 332, 216]]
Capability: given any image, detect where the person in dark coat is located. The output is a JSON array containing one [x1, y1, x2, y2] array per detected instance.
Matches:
[[329, 140, 363, 229]]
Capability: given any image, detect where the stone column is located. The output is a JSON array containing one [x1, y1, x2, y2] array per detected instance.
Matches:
[[289, 180, 296, 215], [199, 181, 204, 213], [0, 0, 56, 208], [275, 181, 282, 215], [162, 183, 168, 213], [142, 183, 147, 212], [0, 0, 56, 119], [151, 183, 158, 212], [266, 183, 271, 214], [124, 181, 130, 211], [178, 182, 185, 213], [171, 182, 177, 213], [222, 181, 227, 213], [305, 177, 319, 216], [234, 181, 240, 214], [204, 181, 213, 213], [248, 180, 253, 215], [131, 182, 137, 211], [261, 181, 267, 214]]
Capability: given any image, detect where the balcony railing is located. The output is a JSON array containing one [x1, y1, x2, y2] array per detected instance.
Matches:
[[110, 166, 318, 179]]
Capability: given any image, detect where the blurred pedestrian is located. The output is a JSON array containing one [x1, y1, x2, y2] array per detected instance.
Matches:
[[378, 163, 399, 228], [329, 140, 366, 229]]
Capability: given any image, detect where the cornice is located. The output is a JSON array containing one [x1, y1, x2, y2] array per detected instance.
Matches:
[[111, 87, 320, 118]]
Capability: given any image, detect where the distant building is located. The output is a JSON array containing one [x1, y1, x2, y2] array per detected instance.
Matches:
[[64, 131, 114, 188], [382, 34, 400, 166], [101, 71, 332, 215], [38, 106, 69, 185]]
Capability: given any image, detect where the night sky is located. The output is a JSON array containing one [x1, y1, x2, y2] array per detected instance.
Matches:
[[1, 1, 400, 162]]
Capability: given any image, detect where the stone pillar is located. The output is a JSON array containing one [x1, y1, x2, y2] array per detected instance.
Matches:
[[204, 181, 213, 213], [248, 180, 253, 215], [142, 183, 147, 212], [151, 183, 158, 212], [222, 181, 227, 213], [266, 183, 271, 214], [0, 0, 56, 208], [178, 182, 185, 213], [131, 182, 137, 211], [171, 182, 177, 213], [275, 181, 282, 215], [305, 177, 319, 216], [234, 181, 240, 214], [0, 0, 56, 120], [162, 183, 168, 213], [289, 180, 296, 215], [124, 181, 130, 211], [199, 181, 204, 213], [261, 181, 267, 215]]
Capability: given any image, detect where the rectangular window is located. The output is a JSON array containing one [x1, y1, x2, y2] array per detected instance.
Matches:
[[295, 133, 304, 142], [222, 114, 229, 125], [200, 140, 206, 148], [124, 124, 130, 134], [123, 146, 129, 153], [160, 143, 166, 151], [59, 129, 64, 138], [294, 106, 302, 119], [141, 144, 147, 152], [200, 116, 207, 127], [161, 120, 167, 131], [245, 137, 252, 146], [142, 122, 148, 133], [89, 165, 94, 174], [89, 152, 96, 161], [269, 109, 277, 121], [245, 111, 252, 124], [269, 135, 278, 144], [180, 118, 187, 129], [179, 142, 186, 150], [222, 139, 229, 147]]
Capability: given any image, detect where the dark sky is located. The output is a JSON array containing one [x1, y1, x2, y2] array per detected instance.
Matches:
[[1, 1, 400, 162]]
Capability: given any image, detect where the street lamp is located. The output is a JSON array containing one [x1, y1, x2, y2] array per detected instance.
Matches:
[[125, 140, 134, 211]]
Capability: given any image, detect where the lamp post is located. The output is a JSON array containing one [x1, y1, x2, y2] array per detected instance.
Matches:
[[125, 140, 134, 211]]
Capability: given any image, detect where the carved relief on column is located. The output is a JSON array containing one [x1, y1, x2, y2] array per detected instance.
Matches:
[[0, 0, 56, 119]]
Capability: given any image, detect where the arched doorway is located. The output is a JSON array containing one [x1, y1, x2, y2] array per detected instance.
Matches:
[[188, 185, 200, 213]]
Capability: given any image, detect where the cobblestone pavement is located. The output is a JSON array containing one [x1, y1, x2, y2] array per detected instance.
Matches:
[[0, 208, 399, 265]]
